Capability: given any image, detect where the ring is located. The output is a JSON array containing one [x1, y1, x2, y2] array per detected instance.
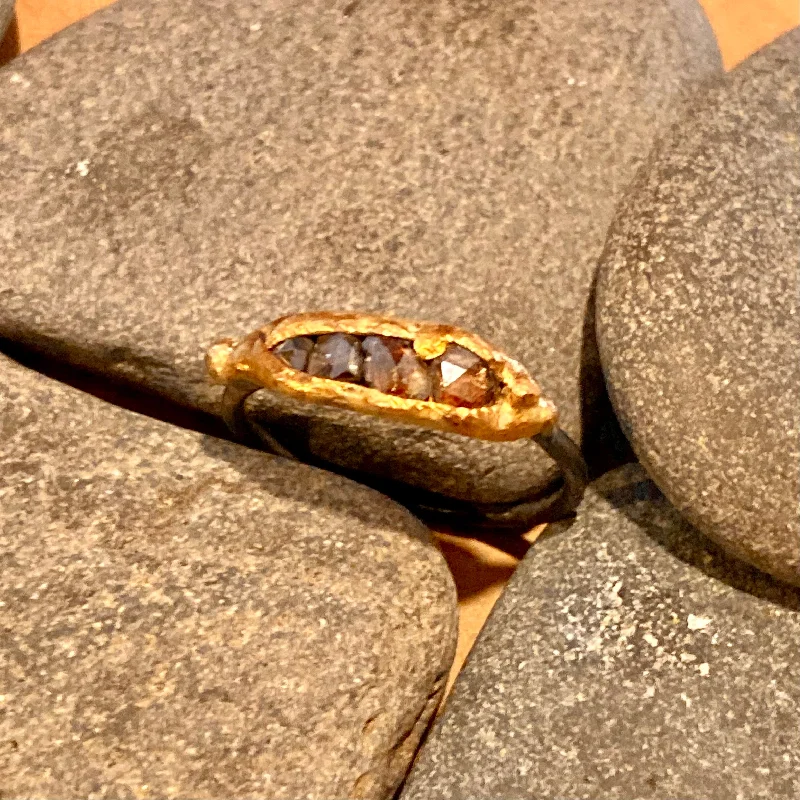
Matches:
[[207, 311, 587, 531]]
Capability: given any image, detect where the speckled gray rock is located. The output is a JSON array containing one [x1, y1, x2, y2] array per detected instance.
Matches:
[[0, 354, 457, 798], [0, 0, 13, 41], [596, 31, 800, 585], [0, 0, 720, 504], [403, 464, 800, 800]]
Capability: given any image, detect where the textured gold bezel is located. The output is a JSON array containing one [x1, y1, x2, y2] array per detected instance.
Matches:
[[207, 311, 557, 442]]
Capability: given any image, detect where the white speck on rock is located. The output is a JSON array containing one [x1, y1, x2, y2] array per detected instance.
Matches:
[[680, 693, 692, 708], [75, 159, 91, 177], [688, 614, 712, 631], [585, 635, 603, 653], [643, 633, 659, 648], [698, 663, 710, 677], [249, 21, 262, 31]]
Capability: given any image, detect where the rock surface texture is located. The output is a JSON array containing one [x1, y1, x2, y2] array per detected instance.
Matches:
[[402, 465, 800, 800], [0, 354, 457, 799], [0, 0, 720, 503], [0, 0, 12, 41], [597, 30, 800, 585]]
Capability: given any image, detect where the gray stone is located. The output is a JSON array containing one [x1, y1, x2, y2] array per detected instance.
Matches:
[[0, 353, 457, 798], [596, 30, 800, 585], [0, 0, 12, 42], [403, 464, 800, 800], [0, 0, 720, 504]]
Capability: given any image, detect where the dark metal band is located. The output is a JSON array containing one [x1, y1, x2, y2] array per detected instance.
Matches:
[[221, 379, 588, 532]]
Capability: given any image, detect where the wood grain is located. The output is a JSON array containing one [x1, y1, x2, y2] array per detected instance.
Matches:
[[703, 0, 798, 68], [10, 0, 115, 53], [2, 0, 797, 65]]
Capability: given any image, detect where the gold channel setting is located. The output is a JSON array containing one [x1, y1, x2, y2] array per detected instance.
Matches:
[[207, 312, 557, 442]]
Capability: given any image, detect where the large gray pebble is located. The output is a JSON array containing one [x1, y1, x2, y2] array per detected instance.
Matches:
[[0, 0, 720, 503], [597, 30, 800, 584], [0, 0, 12, 41], [403, 464, 800, 800], [0, 354, 457, 798]]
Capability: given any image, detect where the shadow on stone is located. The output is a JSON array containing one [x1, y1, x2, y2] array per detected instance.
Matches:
[[599, 470, 800, 612], [0, 10, 19, 66], [578, 268, 634, 479], [0, 334, 228, 439], [198, 432, 434, 545], [1, 332, 569, 543], [0, 331, 567, 526]]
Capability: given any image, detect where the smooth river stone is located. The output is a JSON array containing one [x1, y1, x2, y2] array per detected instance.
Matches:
[[0, 0, 12, 41], [596, 30, 800, 585], [0, 354, 457, 799], [403, 464, 800, 800], [0, 0, 720, 503]]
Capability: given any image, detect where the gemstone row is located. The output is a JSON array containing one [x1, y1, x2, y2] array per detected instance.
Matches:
[[271, 333, 498, 408]]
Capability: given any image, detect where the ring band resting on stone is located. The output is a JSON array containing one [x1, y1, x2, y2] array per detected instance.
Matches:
[[207, 312, 588, 531]]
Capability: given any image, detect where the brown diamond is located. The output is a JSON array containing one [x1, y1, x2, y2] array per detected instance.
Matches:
[[272, 336, 314, 371], [362, 336, 432, 400], [307, 333, 364, 382], [362, 335, 404, 393], [431, 343, 496, 408], [395, 347, 432, 400]]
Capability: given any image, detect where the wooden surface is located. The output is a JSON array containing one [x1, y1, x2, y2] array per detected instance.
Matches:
[[3, 0, 798, 67], [702, 0, 798, 67], [1, 0, 798, 694], [1, 0, 115, 58]]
